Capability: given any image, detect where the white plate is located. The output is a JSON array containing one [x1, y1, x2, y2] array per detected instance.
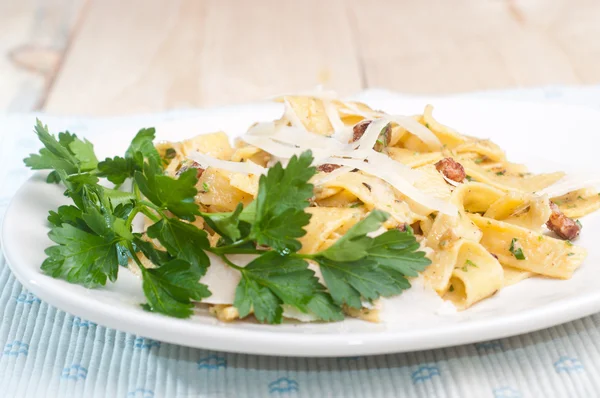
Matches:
[[3, 97, 600, 357]]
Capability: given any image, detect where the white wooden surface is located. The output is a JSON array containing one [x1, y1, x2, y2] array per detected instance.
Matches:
[[1, 0, 599, 114], [0, 0, 85, 111]]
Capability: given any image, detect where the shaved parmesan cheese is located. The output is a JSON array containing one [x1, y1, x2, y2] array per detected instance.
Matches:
[[367, 227, 388, 238], [269, 126, 349, 153], [281, 305, 319, 322], [187, 151, 266, 175], [442, 175, 462, 187], [199, 91, 453, 217], [336, 102, 442, 150], [350, 150, 422, 184], [283, 97, 306, 129], [380, 276, 457, 324], [383, 115, 442, 150], [200, 253, 246, 305], [324, 156, 457, 216], [339, 101, 374, 118], [352, 118, 389, 151], [538, 173, 600, 198], [323, 100, 346, 132], [313, 166, 353, 185]]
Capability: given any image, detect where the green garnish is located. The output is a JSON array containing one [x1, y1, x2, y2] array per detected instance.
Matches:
[[575, 220, 583, 229], [466, 175, 475, 182], [202, 182, 210, 193], [567, 253, 575, 256], [461, 259, 478, 272], [509, 238, 526, 260], [349, 202, 362, 208], [495, 170, 506, 176], [449, 285, 454, 292], [164, 147, 177, 159], [474, 157, 485, 164], [566, 241, 573, 247], [24, 120, 432, 324]]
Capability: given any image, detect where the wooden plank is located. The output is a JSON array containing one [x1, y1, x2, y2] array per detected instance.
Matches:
[[0, 0, 86, 111], [349, 0, 600, 94], [44, 0, 363, 115]]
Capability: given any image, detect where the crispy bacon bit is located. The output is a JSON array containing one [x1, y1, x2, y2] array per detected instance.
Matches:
[[317, 163, 342, 173], [435, 157, 466, 183], [546, 202, 581, 240], [351, 120, 391, 152], [177, 161, 205, 178]]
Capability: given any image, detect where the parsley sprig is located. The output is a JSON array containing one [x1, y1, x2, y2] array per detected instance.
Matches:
[[24, 120, 431, 323]]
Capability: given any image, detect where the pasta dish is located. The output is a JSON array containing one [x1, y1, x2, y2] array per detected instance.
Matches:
[[26, 92, 600, 324]]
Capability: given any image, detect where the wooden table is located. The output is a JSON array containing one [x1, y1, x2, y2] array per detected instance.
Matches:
[[2, 0, 599, 115]]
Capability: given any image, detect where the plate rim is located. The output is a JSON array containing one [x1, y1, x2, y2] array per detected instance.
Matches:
[[3, 97, 600, 357]]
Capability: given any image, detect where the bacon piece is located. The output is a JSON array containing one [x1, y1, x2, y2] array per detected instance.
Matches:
[[351, 120, 391, 152], [317, 163, 342, 173], [435, 157, 466, 183], [176, 161, 205, 178], [546, 202, 581, 240]]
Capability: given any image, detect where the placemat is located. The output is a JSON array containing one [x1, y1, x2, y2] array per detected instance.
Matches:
[[2, 86, 600, 398]]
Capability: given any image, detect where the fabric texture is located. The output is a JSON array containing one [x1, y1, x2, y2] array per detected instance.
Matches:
[[1, 86, 600, 398]]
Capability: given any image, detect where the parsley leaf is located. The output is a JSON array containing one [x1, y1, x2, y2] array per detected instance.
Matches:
[[319, 210, 388, 262], [202, 203, 247, 243], [97, 128, 161, 184], [306, 293, 345, 322], [146, 218, 211, 274], [461, 259, 478, 272], [67, 135, 99, 171], [317, 257, 399, 309], [140, 259, 211, 318], [233, 251, 333, 323], [133, 236, 171, 265], [367, 229, 431, 277], [125, 128, 161, 166], [97, 156, 136, 185], [314, 210, 431, 308], [24, 120, 98, 182], [47, 205, 87, 230], [509, 238, 526, 260], [42, 223, 120, 287], [250, 151, 315, 252], [134, 161, 200, 221]]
